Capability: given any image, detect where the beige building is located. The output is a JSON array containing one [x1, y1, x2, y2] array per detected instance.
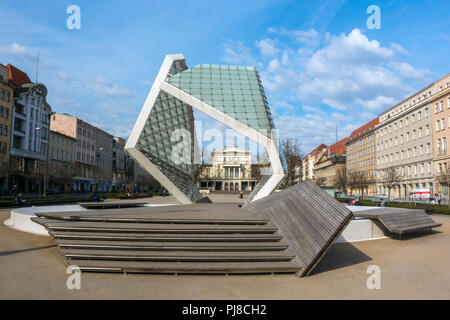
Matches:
[[345, 118, 379, 196], [197, 146, 259, 191], [431, 74, 450, 201], [0, 64, 13, 190], [375, 80, 437, 198], [313, 138, 348, 196], [302, 144, 327, 181], [48, 130, 76, 192]]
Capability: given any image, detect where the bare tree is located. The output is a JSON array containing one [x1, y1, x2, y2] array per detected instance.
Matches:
[[48, 162, 77, 195], [280, 138, 303, 188], [379, 167, 403, 201], [335, 167, 347, 196], [436, 164, 450, 208]]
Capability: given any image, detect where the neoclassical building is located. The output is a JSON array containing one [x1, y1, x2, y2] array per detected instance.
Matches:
[[8, 64, 52, 193], [375, 80, 436, 198], [431, 74, 450, 200], [196, 146, 260, 192]]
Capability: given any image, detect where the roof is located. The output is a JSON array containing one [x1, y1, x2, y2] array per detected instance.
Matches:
[[348, 118, 379, 141], [327, 137, 349, 156], [7, 64, 32, 87], [306, 144, 327, 158]]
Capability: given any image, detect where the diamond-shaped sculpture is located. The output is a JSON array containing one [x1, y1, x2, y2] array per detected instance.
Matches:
[[126, 54, 286, 204]]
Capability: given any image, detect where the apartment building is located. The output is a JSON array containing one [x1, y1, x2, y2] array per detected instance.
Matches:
[[302, 144, 327, 181], [8, 64, 52, 193], [50, 113, 98, 192], [375, 81, 435, 198], [0, 64, 13, 189], [313, 138, 348, 196], [345, 118, 379, 196], [431, 74, 450, 200], [48, 130, 76, 192]]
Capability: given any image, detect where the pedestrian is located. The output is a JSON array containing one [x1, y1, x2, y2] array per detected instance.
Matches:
[[16, 192, 26, 206], [162, 187, 166, 198], [380, 198, 386, 207], [438, 193, 442, 205]]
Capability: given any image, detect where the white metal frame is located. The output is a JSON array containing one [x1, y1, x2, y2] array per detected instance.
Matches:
[[126, 54, 285, 204]]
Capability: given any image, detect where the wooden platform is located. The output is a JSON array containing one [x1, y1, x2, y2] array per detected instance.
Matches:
[[245, 181, 353, 277], [353, 207, 442, 238], [32, 181, 354, 276]]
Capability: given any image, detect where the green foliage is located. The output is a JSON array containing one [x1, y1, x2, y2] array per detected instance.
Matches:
[[335, 196, 450, 214]]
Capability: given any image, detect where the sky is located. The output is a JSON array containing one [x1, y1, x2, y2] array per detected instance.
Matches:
[[0, 0, 448, 155]]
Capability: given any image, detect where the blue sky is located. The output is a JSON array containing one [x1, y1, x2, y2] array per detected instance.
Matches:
[[0, 0, 448, 154]]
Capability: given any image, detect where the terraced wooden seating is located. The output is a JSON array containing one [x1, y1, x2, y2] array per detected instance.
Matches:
[[32, 181, 354, 276]]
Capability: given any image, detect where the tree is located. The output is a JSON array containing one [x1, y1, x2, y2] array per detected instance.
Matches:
[[335, 167, 347, 196], [48, 162, 77, 195], [379, 167, 403, 201], [436, 164, 450, 208], [280, 138, 303, 188]]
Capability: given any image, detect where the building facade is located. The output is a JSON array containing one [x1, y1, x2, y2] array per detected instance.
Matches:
[[112, 136, 129, 191], [8, 64, 52, 193], [302, 144, 327, 181], [197, 146, 260, 192], [376, 82, 436, 198], [48, 130, 76, 192], [313, 138, 348, 196], [0, 64, 13, 190], [345, 118, 379, 196], [94, 128, 113, 192], [50, 113, 97, 192], [431, 74, 450, 201]]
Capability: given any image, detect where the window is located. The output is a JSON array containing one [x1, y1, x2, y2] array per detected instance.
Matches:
[[3, 125, 7, 136], [444, 137, 448, 154]]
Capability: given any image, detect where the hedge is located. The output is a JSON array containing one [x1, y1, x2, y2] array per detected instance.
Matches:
[[335, 197, 450, 215]]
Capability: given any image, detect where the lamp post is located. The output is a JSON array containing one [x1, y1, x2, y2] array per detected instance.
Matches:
[[35, 127, 48, 196], [95, 147, 104, 192]]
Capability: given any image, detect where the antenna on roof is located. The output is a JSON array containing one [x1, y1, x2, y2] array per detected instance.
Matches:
[[35, 50, 40, 83], [335, 123, 338, 143]]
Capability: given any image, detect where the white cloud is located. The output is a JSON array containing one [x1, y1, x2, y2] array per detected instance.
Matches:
[[255, 39, 279, 57], [221, 40, 259, 67], [0, 43, 36, 61], [88, 76, 132, 98]]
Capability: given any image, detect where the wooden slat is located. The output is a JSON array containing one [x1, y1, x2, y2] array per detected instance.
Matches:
[[32, 218, 278, 234], [50, 231, 283, 242], [66, 260, 300, 274], [61, 248, 294, 262], [55, 239, 289, 251]]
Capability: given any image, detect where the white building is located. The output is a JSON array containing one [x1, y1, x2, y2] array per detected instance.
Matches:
[[197, 146, 260, 191]]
